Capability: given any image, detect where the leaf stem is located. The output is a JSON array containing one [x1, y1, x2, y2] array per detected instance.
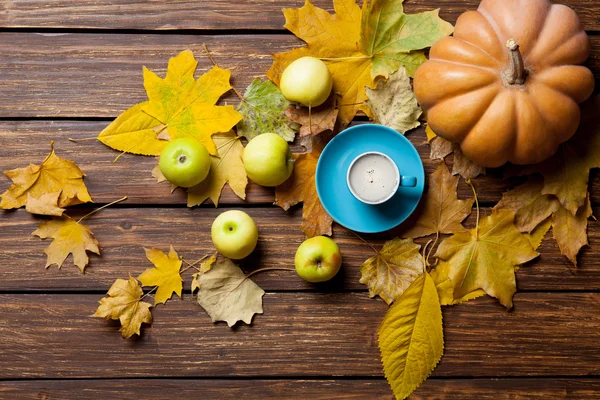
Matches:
[[140, 285, 158, 301], [180, 254, 211, 274], [202, 43, 244, 101], [466, 179, 479, 239], [76, 196, 127, 223], [349, 230, 378, 254], [68, 137, 98, 142], [245, 267, 296, 280]]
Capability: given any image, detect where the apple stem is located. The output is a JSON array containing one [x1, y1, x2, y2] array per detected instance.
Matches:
[[76, 196, 128, 224], [308, 103, 313, 136], [178, 154, 187, 164], [245, 267, 296, 280]]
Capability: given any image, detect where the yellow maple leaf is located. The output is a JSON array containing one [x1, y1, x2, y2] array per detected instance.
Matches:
[[434, 209, 539, 309], [359, 238, 425, 305], [402, 162, 473, 238], [275, 142, 332, 237], [137, 246, 183, 305], [191, 254, 217, 294], [378, 272, 443, 400], [187, 132, 247, 207], [430, 261, 486, 306], [32, 215, 100, 272], [0, 141, 92, 212], [267, 0, 453, 124], [94, 276, 153, 339], [98, 50, 242, 156]]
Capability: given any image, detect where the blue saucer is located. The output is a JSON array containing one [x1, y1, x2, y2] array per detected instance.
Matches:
[[315, 124, 425, 233]]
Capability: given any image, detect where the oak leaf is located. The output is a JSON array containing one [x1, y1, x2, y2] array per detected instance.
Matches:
[[494, 176, 560, 233], [196, 258, 265, 327], [137, 246, 183, 305], [553, 197, 592, 266], [285, 96, 339, 137], [359, 238, 425, 305], [98, 50, 241, 156], [275, 141, 333, 237], [365, 67, 422, 134], [94, 276, 153, 339], [187, 133, 248, 207], [236, 78, 299, 142], [434, 209, 538, 308], [402, 162, 473, 238], [1, 141, 92, 212], [267, 0, 453, 124], [32, 215, 100, 272], [378, 272, 443, 400]]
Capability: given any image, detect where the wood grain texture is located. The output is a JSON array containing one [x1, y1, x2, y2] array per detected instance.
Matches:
[[0, 207, 597, 291], [0, 293, 599, 378], [1, 0, 598, 31], [0, 32, 599, 118], [0, 122, 514, 205], [2, 378, 599, 399]]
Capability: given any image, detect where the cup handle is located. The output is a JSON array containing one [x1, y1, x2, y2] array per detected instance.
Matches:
[[400, 176, 417, 188]]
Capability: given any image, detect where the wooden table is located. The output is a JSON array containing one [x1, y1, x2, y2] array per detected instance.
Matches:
[[1, 1, 600, 398]]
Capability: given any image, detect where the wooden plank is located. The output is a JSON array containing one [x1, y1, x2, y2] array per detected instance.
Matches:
[[1, 378, 600, 399], [0, 32, 599, 118], [0, 293, 599, 378], [0, 206, 598, 291], [0, 122, 515, 205], [1, 0, 599, 31]]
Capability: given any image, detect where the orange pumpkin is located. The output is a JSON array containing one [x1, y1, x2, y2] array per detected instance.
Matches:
[[413, 0, 595, 167]]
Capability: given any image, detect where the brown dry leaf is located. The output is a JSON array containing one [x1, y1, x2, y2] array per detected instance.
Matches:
[[508, 96, 600, 215], [359, 238, 425, 305], [552, 197, 592, 266], [402, 163, 473, 238], [494, 177, 561, 233], [452, 144, 485, 180], [94, 276, 153, 339], [187, 133, 248, 207], [137, 247, 183, 305], [365, 67, 422, 134], [195, 258, 265, 327], [434, 209, 538, 309], [275, 141, 332, 237], [1, 141, 92, 213], [285, 96, 339, 137], [429, 136, 453, 161], [25, 192, 65, 216], [32, 215, 100, 272]]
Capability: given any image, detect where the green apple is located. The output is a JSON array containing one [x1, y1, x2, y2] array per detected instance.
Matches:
[[295, 236, 342, 283], [242, 133, 294, 187], [211, 210, 259, 260], [280, 56, 333, 107], [159, 138, 211, 188]]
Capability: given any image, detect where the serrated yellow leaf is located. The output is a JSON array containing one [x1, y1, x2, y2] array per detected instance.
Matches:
[[526, 217, 552, 251], [32, 215, 100, 272], [94, 276, 153, 339], [191, 254, 217, 294], [359, 238, 424, 305], [1, 141, 92, 212], [137, 246, 183, 305], [402, 162, 473, 238], [430, 260, 485, 306], [98, 50, 241, 156], [378, 272, 443, 400], [434, 209, 538, 309], [187, 133, 247, 207]]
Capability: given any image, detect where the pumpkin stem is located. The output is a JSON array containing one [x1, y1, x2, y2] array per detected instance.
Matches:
[[503, 39, 527, 85]]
